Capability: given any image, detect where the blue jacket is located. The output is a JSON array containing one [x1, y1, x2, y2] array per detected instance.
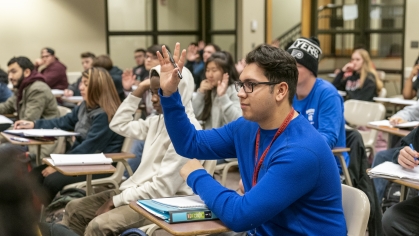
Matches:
[[293, 78, 349, 169], [160, 90, 347, 236], [35, 102, 124, 154]]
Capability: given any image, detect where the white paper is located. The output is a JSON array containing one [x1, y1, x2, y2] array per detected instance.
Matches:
[[337, 90, 347, 97], [152, 195, 207, 209], [373, 97, 418, 106], [368, 162, 419, 182], [0, 115, 13, 124], [51, 89, 64, 95], [49, 153, 112, 166], [370, 8, 380, 19], [368, 120, 419, 128], [343, 4, 358, 21], [63, 96, 83, 102], [5, 129, 79, 137]]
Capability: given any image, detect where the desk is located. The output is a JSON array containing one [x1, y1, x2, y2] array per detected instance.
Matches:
[[42, 158, 115, 196], [129, 201, 229, 236], [105, 152, 135, 176], [1, 132, 55, 165], [3, 113, 17, 119], [390, 179, 419, 202], [366, 124, 410, 137], [332, 148, 352, 186]]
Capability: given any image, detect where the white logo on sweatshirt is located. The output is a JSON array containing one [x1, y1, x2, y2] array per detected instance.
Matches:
[[306, 108, 315, 124]]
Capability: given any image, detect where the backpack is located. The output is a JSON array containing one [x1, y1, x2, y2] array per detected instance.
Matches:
[[45, 188, 86, 223]]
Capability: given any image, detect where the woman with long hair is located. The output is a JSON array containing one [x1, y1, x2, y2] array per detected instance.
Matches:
[[192, 51, 242, 130], [332, 48, 383, 101], [15, 67, 124, 203]]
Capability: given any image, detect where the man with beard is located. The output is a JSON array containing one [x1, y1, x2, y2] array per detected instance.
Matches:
[[0, 56, 59, 158]]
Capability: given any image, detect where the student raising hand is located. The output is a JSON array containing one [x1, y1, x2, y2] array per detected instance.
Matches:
[[157, 43, 186, 96]]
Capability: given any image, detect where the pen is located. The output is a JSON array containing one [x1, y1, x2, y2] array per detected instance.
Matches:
[[409, 143, 418, 161], [167, 51, 183, 79], [10, 137, 30, 142]]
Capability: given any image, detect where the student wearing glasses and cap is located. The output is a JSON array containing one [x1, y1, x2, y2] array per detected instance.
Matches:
[[157, 43, 346, 235], [35, 47, 69, 90]]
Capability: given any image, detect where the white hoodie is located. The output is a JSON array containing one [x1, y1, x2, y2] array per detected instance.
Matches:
[[109, 65, 200, 207]]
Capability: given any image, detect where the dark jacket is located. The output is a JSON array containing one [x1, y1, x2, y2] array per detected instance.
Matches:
[[333, 71, 377, 101], [392, 126, 418, 163], [68, 77, 81, 96], [38, 59, 69, 90], [35, 102, 124, 154], [346, 129, 383, 236], [109, 66, 125, 102]]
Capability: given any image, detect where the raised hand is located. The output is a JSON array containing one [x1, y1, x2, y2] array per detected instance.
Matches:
[[122, 68, 136, 91], [157, 43, 186, 96], [186, 44, 199, 62], [217, 73, 229, 96], [132, 78, 151, 98]]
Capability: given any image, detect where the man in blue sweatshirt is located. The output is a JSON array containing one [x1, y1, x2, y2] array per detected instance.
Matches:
[[288, 37, 349, 171], [157, 43, 347, 235]]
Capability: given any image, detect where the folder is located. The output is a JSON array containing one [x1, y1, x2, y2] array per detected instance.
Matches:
[[137, 196, 218, 223]]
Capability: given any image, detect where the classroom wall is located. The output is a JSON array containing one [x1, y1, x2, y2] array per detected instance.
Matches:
[[0, 0, 107, 72], [404, 0, 419, 69], [237, 0, 266, 60], [271, 0, 301, 41]]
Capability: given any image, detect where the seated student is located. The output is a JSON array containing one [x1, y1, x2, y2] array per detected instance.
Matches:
[[34, 47, 69, 90], [132, 48, 148, 82], [332, 49, 383, 101], [288, 36, 349, 170], [0, 57, 59, 158], [0, 68, 12, 102], [64, 52, 96, 98], [381, 127, 419, 236], [60, 65, 201, 235], [402, 55, 419, 99], [158, 43, 346, 235], [371, 101, 419, 205], [14, 67, 124, 203], [0, 143, 78, 236], [93, 55, 125, 102], [192, 51, 241, 130]]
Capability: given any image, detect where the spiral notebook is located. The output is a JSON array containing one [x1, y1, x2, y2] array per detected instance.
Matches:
[[152, 195, 207, 209]]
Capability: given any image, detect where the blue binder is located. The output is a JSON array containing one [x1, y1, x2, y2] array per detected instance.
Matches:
[[137, 198, 218, 223]]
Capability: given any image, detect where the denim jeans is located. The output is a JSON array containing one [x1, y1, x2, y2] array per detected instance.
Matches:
[[124, 139, 145, 178], [372, 147, 399, 206]]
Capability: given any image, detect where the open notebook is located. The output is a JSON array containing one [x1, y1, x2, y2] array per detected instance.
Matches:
[[0, 115, 13, 131], [44, 153, 112, 166], [5, 129, 79, 137], [368, 120, 419, 128], [368, 161, 419, 183]]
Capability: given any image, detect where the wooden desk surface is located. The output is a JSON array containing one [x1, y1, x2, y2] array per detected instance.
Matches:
[[366, 124, 410, 137], [129, 201, 229, 236], [105, 152, 135, 160], [43, 158, 115, 176], [1, 132, 55, 145], [332, 147, 351, 153]]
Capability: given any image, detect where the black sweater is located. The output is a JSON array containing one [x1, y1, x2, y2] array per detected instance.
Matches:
[[332, 71, 377, 101]]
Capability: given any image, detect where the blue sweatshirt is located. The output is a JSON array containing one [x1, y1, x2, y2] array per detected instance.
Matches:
[[160, 90, 347, 235], [293, 78, 349, 169]]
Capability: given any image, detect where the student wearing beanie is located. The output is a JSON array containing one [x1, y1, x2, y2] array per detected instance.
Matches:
[[287, 37, 349, 171]]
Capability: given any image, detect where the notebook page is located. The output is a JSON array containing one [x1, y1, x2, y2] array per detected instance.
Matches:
[[152, 195, 207, 209], [0, 115, 13, 124], [368, 161, 419, 181], [50, 153, 112, 166]]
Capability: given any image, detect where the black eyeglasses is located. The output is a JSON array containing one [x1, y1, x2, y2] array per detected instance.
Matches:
[[234, 81, 280, 93]]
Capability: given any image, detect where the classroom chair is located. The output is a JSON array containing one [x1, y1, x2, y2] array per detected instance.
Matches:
[[139, 160, 217, 236], [341, 184, 370, 236], [62, 137, 135, 193], [344, 100, 386, 158], [214, 159, 239, 187]]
